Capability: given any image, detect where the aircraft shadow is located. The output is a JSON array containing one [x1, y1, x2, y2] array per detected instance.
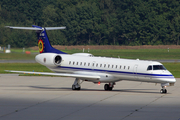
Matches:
[[29, 86, 161, 94]]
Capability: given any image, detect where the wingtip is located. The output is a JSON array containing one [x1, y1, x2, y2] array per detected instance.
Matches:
[[5, 26, 11, 28]]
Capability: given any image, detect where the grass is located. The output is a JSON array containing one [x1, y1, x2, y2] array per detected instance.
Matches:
[[163, 63, 180, 78], [1, 63, 180, 78], [0, 48, 38, 60], [10, 48, 39, 53], [63, 49, 180, 60], [0, 63, 51, 74], [1, 48, 180, 60], [0, 53, 36, 60]]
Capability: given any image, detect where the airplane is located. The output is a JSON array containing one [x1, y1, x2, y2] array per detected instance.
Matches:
[[5, 25, 176, 94]]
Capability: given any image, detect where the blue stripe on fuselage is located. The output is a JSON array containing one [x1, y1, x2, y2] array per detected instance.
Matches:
[[56, 66, 174, 78]]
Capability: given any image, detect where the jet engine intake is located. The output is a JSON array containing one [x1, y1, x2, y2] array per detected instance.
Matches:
[[54, 55, 62, 65]]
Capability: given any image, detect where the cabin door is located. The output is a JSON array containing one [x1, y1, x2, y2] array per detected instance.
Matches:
[[133, 64, 138, 80]]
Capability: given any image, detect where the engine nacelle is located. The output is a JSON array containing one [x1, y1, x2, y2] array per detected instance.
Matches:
[[35, 53, 63, 67]]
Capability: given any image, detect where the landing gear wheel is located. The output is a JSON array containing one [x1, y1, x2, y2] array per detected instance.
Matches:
[[72, 85, 76, 90], [104, 84, 113, 91], [76, 87, 81, 90], [160, 89, 163, 94], [160, 89, 167, 94], [72, 85, 81, 90], [104, 84, 109, 91], [72, 78, 82, 90], [108, 87, 113, 91]]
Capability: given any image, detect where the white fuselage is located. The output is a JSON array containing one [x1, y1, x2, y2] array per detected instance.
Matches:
[[35, 53, 176, 84]]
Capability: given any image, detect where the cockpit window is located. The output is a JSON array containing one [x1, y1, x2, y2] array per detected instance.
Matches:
[[153, 65, 166, 70], [147, 65, 152, 70]]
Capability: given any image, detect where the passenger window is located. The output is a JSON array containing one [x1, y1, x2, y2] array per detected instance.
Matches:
[[124, 66, 126, 69], [77, 62, 78, 65], [147, 65, 152, 70], [73, 62, 75, 65], [88, 63, 90, 66], [100, 64, 102, 67], [108, 64, 110, 68], [96, 64, 98, 67], [80, 62, 82, 65], [84, 62, 86, 66], [104, 64, 106, 68], [69, 61, 71, 65], [112, 65, 114, 68], [92, 63, 94, 66], [116, 65, 118, 69], [128, 66, 130, 70]]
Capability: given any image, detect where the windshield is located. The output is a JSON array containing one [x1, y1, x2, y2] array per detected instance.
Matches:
[[147, 65, 166, 71], [147, 65, 152, 70], [153, 65, 166, 70]]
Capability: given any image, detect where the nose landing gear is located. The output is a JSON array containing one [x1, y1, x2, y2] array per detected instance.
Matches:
[[160, 83, 168, 94], [160, 88, 167, 94]]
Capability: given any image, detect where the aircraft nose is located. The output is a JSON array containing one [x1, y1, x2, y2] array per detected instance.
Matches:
[[168, 74, 176, 83], [166, 70, 176, 83], [172, 77, 176, 83]]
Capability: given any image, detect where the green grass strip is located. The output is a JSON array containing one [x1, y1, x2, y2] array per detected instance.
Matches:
[[0, 53, 36, 60], [163, 63, 180, 78], [1, 48, 180, 60], [0, 63, 51, 74]]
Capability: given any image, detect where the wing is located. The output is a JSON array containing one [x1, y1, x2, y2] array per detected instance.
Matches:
[[5, 70, 100, 80]]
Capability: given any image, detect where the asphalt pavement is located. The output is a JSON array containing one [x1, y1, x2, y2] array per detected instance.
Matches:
[[0, 74, 179, 120]]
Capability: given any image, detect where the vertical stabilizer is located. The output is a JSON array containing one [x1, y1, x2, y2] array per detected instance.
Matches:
[[32, 25, 67, 54]]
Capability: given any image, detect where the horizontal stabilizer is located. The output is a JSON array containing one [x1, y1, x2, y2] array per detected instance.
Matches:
[[5, 70, 100, 80], [45, 27, 66, 30], [5, 26, 66, 31], [5, 26, 42, 30], [5, 25, 67, 54]]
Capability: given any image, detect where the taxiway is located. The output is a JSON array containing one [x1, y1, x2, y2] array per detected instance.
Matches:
[[0, 74, 180, 120]]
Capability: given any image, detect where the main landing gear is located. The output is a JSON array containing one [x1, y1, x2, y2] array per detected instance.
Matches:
[[104, 83, 115, 91], [72, 78, 82, 90]]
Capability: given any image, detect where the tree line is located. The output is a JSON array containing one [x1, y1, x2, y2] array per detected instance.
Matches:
[[0, 0, 180, 48]]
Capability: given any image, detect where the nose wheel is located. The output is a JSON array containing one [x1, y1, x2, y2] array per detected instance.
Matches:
[[160, 83, 169, 94], [160, 89, 167, 94]]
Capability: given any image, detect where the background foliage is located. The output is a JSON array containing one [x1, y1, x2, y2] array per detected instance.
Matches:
[[0, 0, 180, 47]]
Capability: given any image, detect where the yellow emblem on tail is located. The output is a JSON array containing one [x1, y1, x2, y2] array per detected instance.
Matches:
[[38, 39, 44, 53]]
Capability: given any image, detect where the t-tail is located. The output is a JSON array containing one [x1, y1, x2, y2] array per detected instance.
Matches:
[[5, 25, 67, 54]]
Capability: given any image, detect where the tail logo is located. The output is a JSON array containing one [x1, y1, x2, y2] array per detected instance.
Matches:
[[38, 39, 44, 53]]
